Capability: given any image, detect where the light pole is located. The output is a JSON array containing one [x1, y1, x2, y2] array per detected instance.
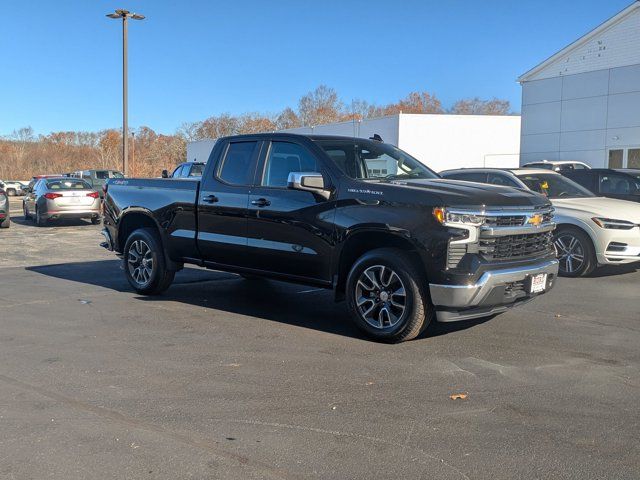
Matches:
[[106, 9, 144, 177]]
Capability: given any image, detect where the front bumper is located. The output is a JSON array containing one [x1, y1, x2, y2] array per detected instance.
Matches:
[[429, 258, 559, 322], [100, 228, 114, 251], [594, 226, 640, 265]]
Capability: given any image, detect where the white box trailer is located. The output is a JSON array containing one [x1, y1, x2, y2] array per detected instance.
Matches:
[[284, 113, 521, 172], [186, 113, 521, 172], [186, 140, 217, 164]]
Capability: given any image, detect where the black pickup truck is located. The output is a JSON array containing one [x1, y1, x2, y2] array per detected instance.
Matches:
[[101, 133, 559, 342]]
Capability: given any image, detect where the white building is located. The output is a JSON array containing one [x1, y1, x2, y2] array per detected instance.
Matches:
[[519, 1, 640, 169], [187, 113, 521, 172]]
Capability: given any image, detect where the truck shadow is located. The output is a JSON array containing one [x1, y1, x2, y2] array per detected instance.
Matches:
[[27, 261, 489, 341]]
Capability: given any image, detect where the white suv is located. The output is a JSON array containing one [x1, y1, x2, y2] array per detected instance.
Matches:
[[440, 168, 640, 277], [0, 180, 26, 196], [522, 160, 591, 172]]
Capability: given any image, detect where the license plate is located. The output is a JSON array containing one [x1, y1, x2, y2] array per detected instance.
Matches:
[[529, 273, 547, 294], [69, 197, 80, 203]]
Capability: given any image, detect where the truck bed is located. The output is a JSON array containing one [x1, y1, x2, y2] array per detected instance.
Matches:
[[104, 178, 201, 259]]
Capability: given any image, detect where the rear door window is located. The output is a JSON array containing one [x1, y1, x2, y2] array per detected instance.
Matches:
[[217, 141, 259, 185], [599, 172, 640, 194]]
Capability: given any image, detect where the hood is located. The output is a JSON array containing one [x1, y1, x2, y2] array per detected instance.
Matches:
[[387, 178, 550, 209], [552, 197, 640, 223]]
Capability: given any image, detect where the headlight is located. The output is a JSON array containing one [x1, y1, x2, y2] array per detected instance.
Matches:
[[592, 217, 636, 230], [433, 207, 484, 227]]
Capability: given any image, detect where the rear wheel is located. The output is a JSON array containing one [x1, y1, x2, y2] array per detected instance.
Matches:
[[346, 248, 433, 343], [0, 217, 9, 228], [6, 188, 16, 197], [124, 228, 175, 295], [554, 227, 596, 277]]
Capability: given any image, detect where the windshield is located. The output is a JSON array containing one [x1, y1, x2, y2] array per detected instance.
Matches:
[[189, 164, 205, 177], [46, 179, 92, 190], [315, 139, 439, 181], [516, 173, 594, 198]]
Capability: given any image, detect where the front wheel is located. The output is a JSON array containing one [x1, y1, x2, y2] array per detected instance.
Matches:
[[123, 228, 175, 295], [346, 248, 433, 343], [554, 227, 596, 277]]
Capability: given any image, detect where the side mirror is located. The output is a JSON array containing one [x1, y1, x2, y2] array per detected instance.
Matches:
[[161, 169, 169, 178], [287, 172, 329, 199]]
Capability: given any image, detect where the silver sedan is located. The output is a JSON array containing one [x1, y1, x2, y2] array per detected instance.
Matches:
[[23, 177, 101, 226]]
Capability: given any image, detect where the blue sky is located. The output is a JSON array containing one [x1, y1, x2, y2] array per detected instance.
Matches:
[[0, 0, 632, 136]]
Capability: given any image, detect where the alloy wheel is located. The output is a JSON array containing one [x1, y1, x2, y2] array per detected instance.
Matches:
[[355, 265, 407, 329], [554, 233, 585, 274], [128, 240, 154, 286]]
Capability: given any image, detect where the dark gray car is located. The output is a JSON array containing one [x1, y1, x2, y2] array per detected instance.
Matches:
[[23, 177, 101, 227]]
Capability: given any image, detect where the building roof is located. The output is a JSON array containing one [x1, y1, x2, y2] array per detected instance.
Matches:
[[518, 1, 640, 82]]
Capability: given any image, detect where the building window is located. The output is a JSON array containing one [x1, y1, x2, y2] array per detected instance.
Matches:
[[628, 149, 640, 169], [608, 149, 623, 169]]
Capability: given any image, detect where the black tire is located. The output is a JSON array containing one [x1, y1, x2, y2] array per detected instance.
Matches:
[[123, 228, 175, 295], [35, 208, 47, 227], [0, 217, 9, 228], [91, 216, 102, 225], [346, 248, 433, 343], [6, 188, 16, 197], [23, 203, 31, 220], [553, 226, 596, 277]]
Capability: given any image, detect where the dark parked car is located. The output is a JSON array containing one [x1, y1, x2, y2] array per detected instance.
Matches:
[[560, 168, 640, 203], [0, 188, 10, 228], [71, 170, 124, 199], [101, 133, 558, 342], [162, 162, 205, 179], [617, 168, 640, 182]]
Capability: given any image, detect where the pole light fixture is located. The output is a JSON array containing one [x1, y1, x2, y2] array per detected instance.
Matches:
[[106, 9, 145, 176]]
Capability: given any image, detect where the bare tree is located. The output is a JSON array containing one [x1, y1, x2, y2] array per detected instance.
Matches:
[[298, 85, 344, 127], [450, 97, 511, 115], [274, 108, 301, 130]]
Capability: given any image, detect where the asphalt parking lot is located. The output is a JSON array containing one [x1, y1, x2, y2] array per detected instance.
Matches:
[[1, 196, 639, 480]]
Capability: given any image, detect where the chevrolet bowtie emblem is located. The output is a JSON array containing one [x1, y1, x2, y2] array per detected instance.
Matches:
[[527, 214, 544, 227]]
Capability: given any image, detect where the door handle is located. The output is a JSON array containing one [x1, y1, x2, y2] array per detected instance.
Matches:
[[202, 194, 219, 203], [251, 198, 271, 207]]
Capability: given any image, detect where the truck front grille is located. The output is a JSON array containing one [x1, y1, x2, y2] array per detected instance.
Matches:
[[484, 211, 553, 227], [479, 232, 553, 261], [484, 215, 527, 227], [447, 243, 467, 269]]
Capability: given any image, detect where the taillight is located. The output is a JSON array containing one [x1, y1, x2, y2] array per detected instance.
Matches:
[[44, 193, 62, 200], [87, 191, 100, 199]]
